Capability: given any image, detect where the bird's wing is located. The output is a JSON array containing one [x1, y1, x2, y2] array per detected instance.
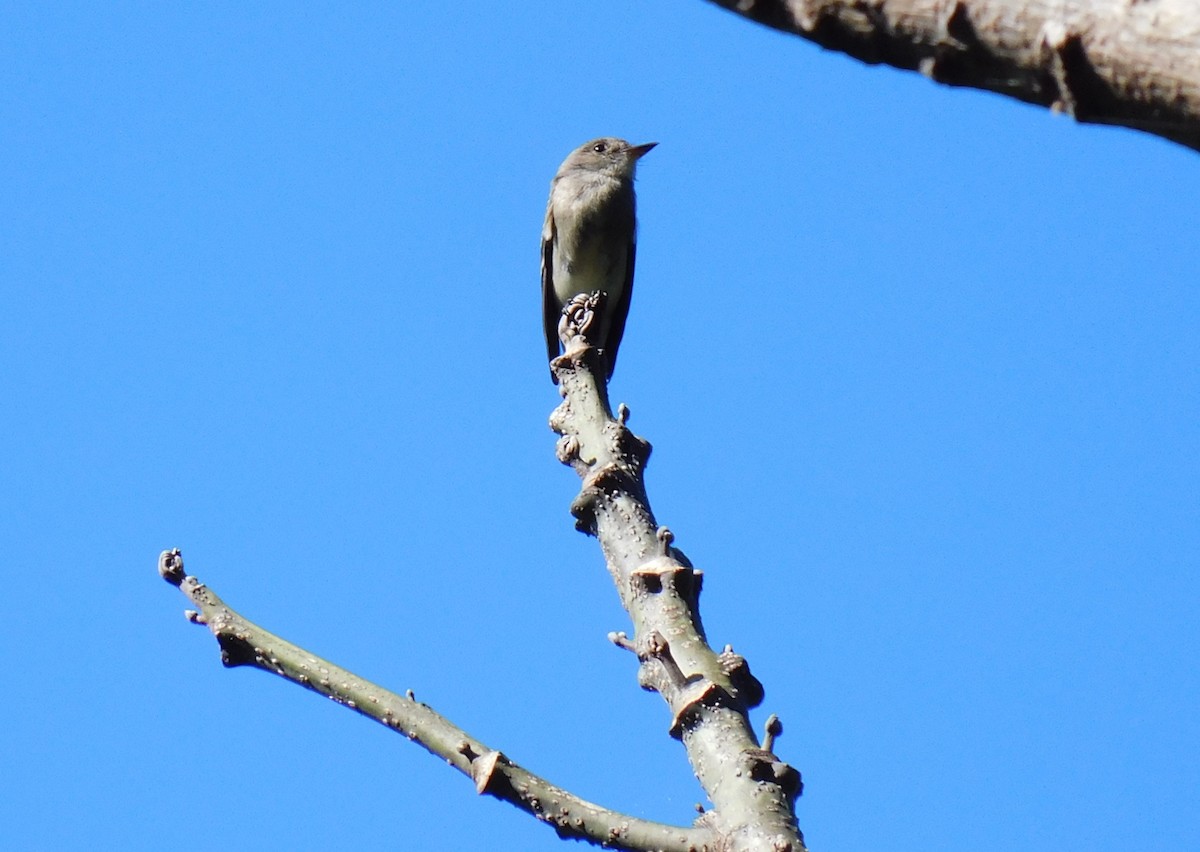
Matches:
[[541, 203, 561, 369], [604, 233, 635, 380]]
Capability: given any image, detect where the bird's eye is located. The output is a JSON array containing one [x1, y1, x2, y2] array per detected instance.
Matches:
[[592, 142, 607, 153]]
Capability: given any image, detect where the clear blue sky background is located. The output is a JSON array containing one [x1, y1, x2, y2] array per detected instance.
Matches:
[[2, 3, 1197, 850]]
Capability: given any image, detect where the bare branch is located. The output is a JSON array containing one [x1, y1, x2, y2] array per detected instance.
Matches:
[[157, 549, 715, 852], [704, 0, 1200, 152], [548, 299, 806, 852]]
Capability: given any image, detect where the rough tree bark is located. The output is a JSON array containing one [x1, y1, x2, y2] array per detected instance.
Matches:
[[158, 294, 806, 851], [550, 293, 806, 851], [705, 0, 1200, 152]]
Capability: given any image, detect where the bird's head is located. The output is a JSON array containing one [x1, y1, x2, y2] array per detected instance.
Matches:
[[560, 137, 657, 181]]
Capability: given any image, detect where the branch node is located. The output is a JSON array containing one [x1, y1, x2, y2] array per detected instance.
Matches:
[[184, 609, 205, 624], [631, 561, 704, 611], [614, 426, 652, 468], [741, 748, 804, 802], [617, 402, 630, 424], [920, 1, 979, 84], [569, 487, 601, 534], [1040, 21, 1074, 114], [555, 434, 581, 464], [638, 630, 690, 689], [458, 740, 479, 761], [942, 0, 972, 47], [585, 461, 631, 492], [719, 644, 766, 708], [646, 525, 697, 571], [794, 1, 819, 34], [215, 633, 257, 668], [640, 629, 674, 666], [1039, 20, 1111, 120], [669, 682, 726, 739], [468, 748, 506, 795]]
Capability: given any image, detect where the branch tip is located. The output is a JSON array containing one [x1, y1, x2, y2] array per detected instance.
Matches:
[[656, 525, 675, 553], [763, 713, 783, 752], [158, 548, 186, 586], [608, 631, 636, 652]]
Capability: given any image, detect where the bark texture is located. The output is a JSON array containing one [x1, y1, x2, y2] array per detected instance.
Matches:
[[706, 0, 1200, 152], [549, 294, 806, 852]]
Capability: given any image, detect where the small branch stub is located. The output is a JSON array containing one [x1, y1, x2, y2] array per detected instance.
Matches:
[[158, 548, 185, 586], [739, 746, 803, 803], [718, 644, 765, 708], [763, 714, 783, 754], [640, 631, 688, 690], [469, 749, 505, 795], [609, 631, 637, 653]]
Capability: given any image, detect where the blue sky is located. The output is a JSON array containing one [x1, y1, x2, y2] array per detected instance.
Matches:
[[2, 3, 1197, 850]]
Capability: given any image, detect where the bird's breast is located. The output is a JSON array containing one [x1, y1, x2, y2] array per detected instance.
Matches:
[[552, 235, 628, 305], [550, 178, 633, 305]]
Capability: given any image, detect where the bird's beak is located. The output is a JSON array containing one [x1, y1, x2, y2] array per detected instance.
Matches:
[[628, 142, 658, 160]]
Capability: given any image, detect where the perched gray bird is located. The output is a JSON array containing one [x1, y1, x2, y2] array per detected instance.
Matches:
[[542, 137, 656, 380]]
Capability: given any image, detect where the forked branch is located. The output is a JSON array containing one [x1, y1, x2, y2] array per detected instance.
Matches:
[[158, 291, 805, 851]]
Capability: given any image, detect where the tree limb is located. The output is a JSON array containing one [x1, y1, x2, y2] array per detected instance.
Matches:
[[549, 294, 807, 852], [156, 549, 715, 852], [705, 0, 1200, 152]]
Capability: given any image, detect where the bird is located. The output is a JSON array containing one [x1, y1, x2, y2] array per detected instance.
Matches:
[[542, 137, 656, 381]]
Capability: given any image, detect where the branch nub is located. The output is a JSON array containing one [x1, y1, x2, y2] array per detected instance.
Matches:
[[158, 548, 186, 586], [718, 644, 765, 708]]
